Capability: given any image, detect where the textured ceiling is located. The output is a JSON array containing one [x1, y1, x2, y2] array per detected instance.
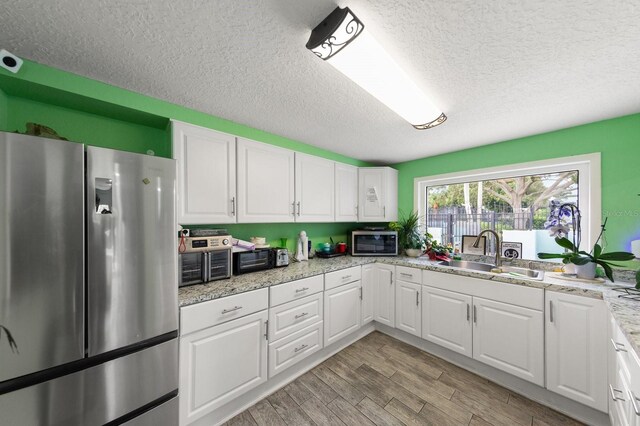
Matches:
[[1, 1, 639, 163]]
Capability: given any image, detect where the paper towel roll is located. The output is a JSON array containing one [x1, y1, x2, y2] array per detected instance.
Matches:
[[632, 239, 640, 259]]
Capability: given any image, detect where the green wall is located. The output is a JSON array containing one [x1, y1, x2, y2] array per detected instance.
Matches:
[[0, 88, 7, 129], [0, 59, 372, 246], [6, 96, 169, 157], [393, 113, 640, 265]]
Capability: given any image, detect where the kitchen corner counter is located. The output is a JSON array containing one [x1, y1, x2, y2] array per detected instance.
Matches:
[[178, 255, 640, 356]]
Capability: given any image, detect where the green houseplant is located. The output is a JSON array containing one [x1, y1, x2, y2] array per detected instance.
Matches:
[[390, 211, 425, 257], [538, 218, 635, 282]]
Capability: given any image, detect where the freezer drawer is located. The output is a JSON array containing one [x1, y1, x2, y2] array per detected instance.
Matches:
[[0, 132, 84, 383], [86, 146, 178, 355], [0, 339, 178, 426], [121, 395, 178, 426]]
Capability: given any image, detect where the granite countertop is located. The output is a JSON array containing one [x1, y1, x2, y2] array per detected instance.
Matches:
[[178, 255, 640, 357]]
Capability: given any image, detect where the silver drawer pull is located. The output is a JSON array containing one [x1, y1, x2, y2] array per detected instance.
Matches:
[[630, 390, 640, 415], [294, 312, 309, 320], [611, 338, 628, 353], [400, 272, 412, 277], [610, 384, 626, 401], [342, 275, 352, 280], [222, 306, 242, 314], [295, 287, 309, 293], [294, 344, 308, 353]]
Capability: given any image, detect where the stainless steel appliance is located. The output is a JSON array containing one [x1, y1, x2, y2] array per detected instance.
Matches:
[[273, 248, 290, 267], [178, 235, 232, 287], [232, 249, 275, 274], [0, 132, 178, 425], [351, 229, 398, 256]]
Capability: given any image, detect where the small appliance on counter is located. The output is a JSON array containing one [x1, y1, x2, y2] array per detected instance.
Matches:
[[178, 229, 232, 287], [273, 248, 290, 267], [350, 229, 398, 256], [232, 247, 289, 274]]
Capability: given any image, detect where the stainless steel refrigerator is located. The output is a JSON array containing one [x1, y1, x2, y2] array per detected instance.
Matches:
[[0, 131, 178, 425]]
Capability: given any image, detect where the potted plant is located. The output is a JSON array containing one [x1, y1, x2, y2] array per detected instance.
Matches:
[[0, 325, 18, 353], [538, 217, 635, 281], [425, 233, 452, 261], [389, 211, 425, 257]]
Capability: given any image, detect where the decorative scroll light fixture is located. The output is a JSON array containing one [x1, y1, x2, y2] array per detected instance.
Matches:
[[306, 7, 446, 130]]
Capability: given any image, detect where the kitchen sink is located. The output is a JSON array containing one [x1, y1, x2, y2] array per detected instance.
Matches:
[[438, 260, 545, 281], [499, 266, 545, 280], [438, 260, 495, 272]]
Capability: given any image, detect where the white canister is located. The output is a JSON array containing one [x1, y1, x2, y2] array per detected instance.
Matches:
[[631, 239, 640, 259]]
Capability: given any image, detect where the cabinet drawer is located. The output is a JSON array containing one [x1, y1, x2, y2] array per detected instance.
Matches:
[[180, 288, 268, 335], [269, 292, 323, 341], [269, 321, 323, 378], [270, 275, 324, 307], [396, 266, 422, 284], [325, 266, 361, 290]]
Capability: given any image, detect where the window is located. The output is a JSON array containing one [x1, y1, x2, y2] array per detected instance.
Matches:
[[413, 154, 601, 261]]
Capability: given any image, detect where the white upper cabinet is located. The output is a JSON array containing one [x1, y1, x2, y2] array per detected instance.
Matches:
[[294, 153, 335, 222], [335, 163, 359, 222], [358, 167, 398, 222], [172, 121, 236, 224], [236, 138, 296, 223], [546, 291, 607, 412]]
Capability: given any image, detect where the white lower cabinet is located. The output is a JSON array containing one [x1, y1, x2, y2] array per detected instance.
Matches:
[[473, 297, 544, 386], [269, 321, 323, 378], [395, 280, 421, 337], [268, 292, 323, 342], [546, 291, 607, 412], [422, 286, 473, 357], [179, 310, 268, 425], [324, 280, 361, 346], [373, 264, 395, 327], [361, 264, 374, 325]]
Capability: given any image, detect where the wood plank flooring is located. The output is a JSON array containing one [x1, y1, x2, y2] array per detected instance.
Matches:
[[224, 332, 584, 426]]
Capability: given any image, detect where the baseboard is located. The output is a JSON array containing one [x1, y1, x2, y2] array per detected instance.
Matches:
[[374, 323, 610, 426], [188, 323, 376, 426]]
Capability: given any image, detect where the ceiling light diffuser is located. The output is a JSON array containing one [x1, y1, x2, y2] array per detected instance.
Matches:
[[306, 7, 446, 130]]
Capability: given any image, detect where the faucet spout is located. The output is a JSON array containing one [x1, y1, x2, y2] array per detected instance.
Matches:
[[473, 229, 501, 268]]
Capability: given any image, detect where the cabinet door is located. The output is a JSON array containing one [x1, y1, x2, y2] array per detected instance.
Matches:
[[236, 138, 295, 223], [172, 121, 236, 224], [546, 291, 607, 412], [384, 168, 398, 222], [473, 297, 544, 386], [361, 264, 374, 325], [335, 163, 358, 222], [179, 310, 268, 425], [373, 264, 395, 327], [358, 168, 385, 222], [422, 286, 473, 357], [396, 280, 421, 337], [295, 153, 335, 222], [324, 281, 361, 346]]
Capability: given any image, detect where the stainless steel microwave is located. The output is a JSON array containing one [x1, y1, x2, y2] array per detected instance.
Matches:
[[350, 230, 398, 256]]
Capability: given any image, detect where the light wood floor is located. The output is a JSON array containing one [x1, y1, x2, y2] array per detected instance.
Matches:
[[224, 331, 584, 426]]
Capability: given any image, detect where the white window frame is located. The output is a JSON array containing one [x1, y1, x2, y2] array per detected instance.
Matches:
[[413, 153, 601, 251]]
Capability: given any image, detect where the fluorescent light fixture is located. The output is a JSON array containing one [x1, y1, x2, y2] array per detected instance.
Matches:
[[306, 7, 446, 130]]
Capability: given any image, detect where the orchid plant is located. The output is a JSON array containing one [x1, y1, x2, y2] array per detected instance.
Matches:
[[0, 325, 18, 353]]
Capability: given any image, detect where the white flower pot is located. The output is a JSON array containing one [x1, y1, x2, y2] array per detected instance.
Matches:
[[575, 263, 597, 280], [405, 249, 423, 258]]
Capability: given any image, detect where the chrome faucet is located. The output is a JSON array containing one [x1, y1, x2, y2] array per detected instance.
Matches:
[[473, 229, 501, 268]]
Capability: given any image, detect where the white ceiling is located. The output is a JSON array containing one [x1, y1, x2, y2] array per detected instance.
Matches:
[[1, 1, 639, 163]]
